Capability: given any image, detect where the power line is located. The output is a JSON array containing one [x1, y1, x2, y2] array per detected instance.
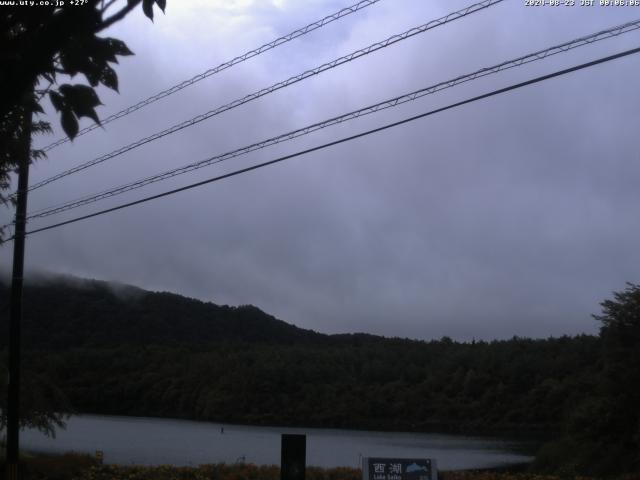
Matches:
[[25, 0, 503, 194], [24, 18, 640, 221], [40, 0, 385, 152], [16, 46, 640, 240]]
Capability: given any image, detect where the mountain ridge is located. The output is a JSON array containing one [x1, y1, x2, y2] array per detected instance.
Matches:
[[0, 273, 328, 349], [1, 273, 636, 476]]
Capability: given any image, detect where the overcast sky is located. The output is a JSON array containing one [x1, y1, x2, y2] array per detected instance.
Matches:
[[2, 0, 639, 340]]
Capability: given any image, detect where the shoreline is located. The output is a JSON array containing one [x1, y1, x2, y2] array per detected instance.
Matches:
[[59, 411, 552, 444]]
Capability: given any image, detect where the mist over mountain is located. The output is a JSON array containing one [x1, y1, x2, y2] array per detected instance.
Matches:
[[1, 273, 326, 349]]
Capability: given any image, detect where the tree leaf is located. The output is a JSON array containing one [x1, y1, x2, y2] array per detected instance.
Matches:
[[107, 38, 134, 57], [49, 91, 65, 112], [155, 0, 166, 13], [83, 61, 102, 87], [95, 37, 118, 63], [60, 109, 79, 139], [31, 120, 52, 135], [59, 84, 102, 109], [60, 37, 127, 87], [58, 43, 87, 77], [100, 65, 118, 92], [142, 0, 154, 20], [59, 84, 102, 125], [30, 98, 45, 114], [30, 149, 47, 161]]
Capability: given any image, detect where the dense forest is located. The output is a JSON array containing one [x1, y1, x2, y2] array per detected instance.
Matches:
[[1, 275, 638, 475]]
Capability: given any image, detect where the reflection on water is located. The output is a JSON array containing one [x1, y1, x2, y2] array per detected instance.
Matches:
[[20, 415, 534, 469]]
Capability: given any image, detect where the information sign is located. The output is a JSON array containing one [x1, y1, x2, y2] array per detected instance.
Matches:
[[362, 458, 436, 480]]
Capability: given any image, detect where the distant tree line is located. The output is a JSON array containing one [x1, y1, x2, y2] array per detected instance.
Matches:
[[1, 277, 638, 475]]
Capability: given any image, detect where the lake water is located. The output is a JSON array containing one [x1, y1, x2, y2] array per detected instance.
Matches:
[[19, 415, 535, 469]]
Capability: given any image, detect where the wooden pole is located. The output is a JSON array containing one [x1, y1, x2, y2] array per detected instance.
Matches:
[[6, 96, 33, 480]]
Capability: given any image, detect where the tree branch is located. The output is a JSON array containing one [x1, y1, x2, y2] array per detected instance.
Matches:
[[98, 0, 142, 32], [100, 0, 119, 15], [35, 80, 54, 101]]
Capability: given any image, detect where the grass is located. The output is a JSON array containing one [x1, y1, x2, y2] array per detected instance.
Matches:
[[1, 451, 639, 480], [0, 451, 99, 480]]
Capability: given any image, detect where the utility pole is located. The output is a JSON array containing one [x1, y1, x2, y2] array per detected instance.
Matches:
[[6, 95, 33, 480]]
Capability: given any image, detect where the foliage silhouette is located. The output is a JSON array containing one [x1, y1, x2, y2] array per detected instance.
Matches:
[[0, 0, 167, 435], [0, 0, 166, 234]]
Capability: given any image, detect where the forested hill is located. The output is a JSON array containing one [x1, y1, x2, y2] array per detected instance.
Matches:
[[1, 274, 600, 433], [3, 274, 638, 475], [0, 275, 325, 349]]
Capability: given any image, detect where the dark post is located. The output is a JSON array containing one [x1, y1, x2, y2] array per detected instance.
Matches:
[[281, 434, 306, 480], [6, 98, 33, 480]]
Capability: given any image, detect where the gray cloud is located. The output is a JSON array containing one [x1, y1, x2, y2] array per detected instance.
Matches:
[[2, 0, 639, 340]]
